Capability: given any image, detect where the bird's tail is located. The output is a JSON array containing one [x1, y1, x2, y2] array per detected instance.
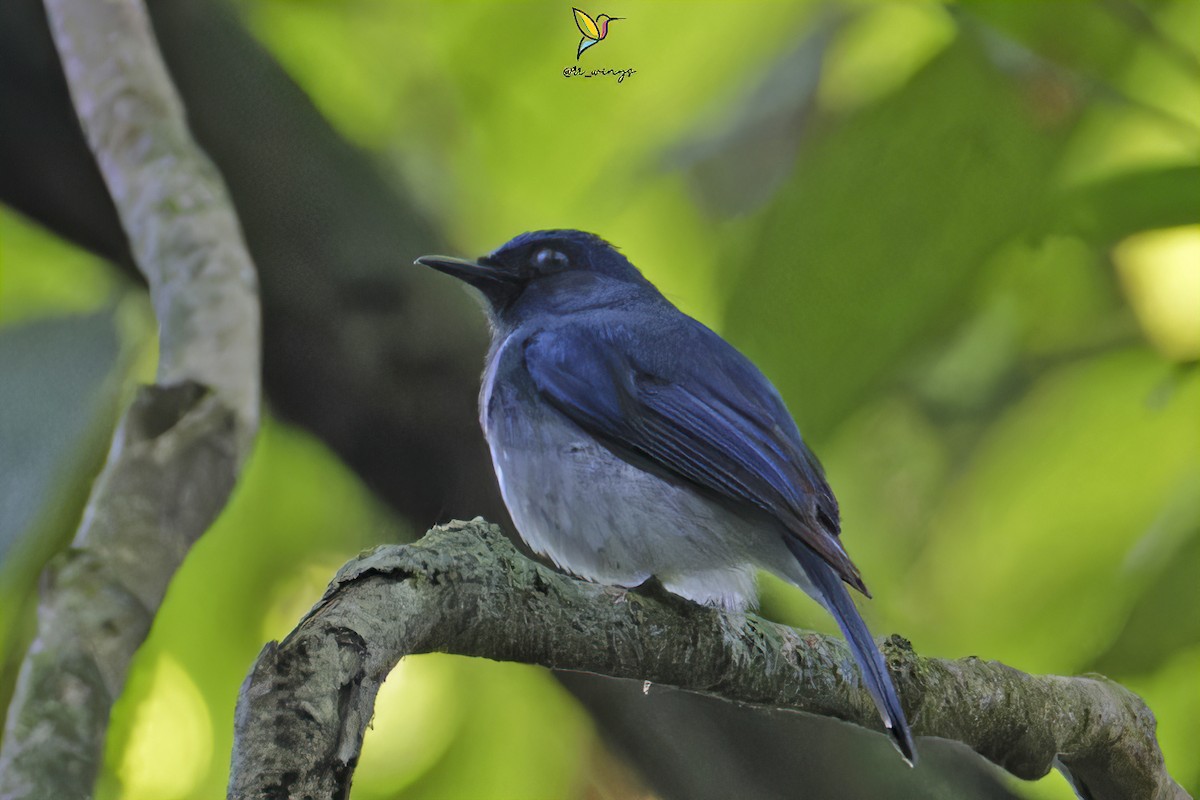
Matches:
[[786, 540, 916, 765]]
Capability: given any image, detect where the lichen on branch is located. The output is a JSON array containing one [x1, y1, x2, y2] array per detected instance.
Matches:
[[229, 520, 1187, 800], [0, 0, 261, 795]]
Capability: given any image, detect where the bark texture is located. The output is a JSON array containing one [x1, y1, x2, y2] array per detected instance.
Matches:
[[0, 0, 260, 795], [230, 520, 1187, 800]]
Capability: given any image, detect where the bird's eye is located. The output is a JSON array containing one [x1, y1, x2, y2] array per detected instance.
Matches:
[[532, 248, 570, 272]]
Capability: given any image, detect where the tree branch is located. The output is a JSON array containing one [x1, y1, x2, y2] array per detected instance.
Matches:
[[0, 0, 502, 527], [0, 0, 260, 795], [229, 520, 1186, 800]]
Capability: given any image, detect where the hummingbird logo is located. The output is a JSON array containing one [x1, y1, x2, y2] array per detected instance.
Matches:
[[573, 7, 622, 59]]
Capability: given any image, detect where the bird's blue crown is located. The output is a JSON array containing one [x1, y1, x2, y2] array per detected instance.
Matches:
[[488, 229, 647, 285]]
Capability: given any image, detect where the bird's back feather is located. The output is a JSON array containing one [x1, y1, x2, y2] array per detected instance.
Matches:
[[521, 302, 866, 593]]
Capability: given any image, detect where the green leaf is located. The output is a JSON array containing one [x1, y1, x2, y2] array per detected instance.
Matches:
[[724, 37, 1072, 437], [904, 349, 1200, 673], [0, 315, 112, 559], [0, 313, 121, 639], [1045, 165, 1200, 245]]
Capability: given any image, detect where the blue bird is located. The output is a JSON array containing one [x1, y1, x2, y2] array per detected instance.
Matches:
[[416, 230, 915, 763]]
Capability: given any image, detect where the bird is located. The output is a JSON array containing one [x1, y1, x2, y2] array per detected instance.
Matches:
[[415, 230, 916, 764], [573, 8, 621, 59]]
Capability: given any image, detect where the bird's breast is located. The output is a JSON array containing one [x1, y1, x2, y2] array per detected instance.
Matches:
[[478, 331, 785, 610]]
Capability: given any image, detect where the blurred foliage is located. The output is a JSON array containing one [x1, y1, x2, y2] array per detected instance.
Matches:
[[2, 1, 1198, 798]]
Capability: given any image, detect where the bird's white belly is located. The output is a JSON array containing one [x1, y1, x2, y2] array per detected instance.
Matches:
[[485, 396, 781, 611]]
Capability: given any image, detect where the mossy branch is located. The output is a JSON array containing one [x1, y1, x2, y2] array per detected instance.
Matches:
[[0, 0, 260, 795], [229, 520, 1187, 800]]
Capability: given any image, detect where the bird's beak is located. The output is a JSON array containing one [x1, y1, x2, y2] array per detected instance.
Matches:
[[414, 255, 510, 285]]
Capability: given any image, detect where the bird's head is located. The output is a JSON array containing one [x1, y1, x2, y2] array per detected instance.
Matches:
[[596, 14, 621, 34], [416, 229, 649, 318]]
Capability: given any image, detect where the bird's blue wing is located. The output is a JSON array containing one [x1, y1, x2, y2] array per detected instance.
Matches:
[[523, 323, 864, 593], [577, 36, 598, 59]]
